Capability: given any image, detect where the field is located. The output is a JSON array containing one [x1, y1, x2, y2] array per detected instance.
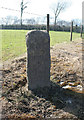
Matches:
[[1, 30, 81, 61], [2, 37, 84, 119], [1, 30, 84, 119]]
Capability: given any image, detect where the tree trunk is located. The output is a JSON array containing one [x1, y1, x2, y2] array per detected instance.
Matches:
[[54, 15, 57, 31], [54, 14, 56, 25]]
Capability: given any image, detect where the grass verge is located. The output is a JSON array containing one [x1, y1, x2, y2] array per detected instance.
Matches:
[[1, 30, 81, 61]]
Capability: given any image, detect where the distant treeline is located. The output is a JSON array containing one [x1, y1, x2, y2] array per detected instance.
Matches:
[[0, 24, 81, 33]]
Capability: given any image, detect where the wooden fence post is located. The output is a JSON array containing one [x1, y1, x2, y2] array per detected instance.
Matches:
[[81, 25, 83, 37], [70, 21, 73, 41], [47, 14, 49, 33]]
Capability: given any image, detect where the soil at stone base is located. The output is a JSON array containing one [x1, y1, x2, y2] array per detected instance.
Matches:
[[1, 38, 84, 120]]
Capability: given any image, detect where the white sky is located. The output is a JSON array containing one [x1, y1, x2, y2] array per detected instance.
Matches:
[[0, 0, 83, 22]]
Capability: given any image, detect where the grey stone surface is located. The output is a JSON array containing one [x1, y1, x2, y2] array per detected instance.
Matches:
[[26, 30, 51, 90]]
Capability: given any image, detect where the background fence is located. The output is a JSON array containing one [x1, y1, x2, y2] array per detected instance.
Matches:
[[0, 6, 82, 33], [0, 6, 82, 62]]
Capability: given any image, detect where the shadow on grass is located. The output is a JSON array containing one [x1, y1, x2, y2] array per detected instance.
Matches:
[[32, 81, 84, 120]]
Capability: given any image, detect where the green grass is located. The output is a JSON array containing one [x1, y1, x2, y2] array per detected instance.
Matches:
[[50, 31, 80, 46], [1, 30, 81, 61], [2, 30, 28, 61]]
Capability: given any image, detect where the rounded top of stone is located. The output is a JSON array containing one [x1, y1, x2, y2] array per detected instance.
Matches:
[[26, 30, 50, 46], [26, 30, 49, 37], [26, 30, 50, 53]]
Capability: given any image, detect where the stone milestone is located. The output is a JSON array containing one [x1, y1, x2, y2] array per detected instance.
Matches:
[[26, 30, 51, 90]]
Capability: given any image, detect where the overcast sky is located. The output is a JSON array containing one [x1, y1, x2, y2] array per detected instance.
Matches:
[[0, 0, 83, 22]]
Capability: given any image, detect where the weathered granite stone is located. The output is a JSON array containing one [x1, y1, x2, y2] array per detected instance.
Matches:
[[26, 30, 50, 90]]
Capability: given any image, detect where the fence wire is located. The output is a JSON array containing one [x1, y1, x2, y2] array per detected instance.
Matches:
[[0, 6, 48, 25]]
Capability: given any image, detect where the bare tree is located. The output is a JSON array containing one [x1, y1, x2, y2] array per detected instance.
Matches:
[[51, 1, 69, 25], [72, 19, 81, 26], [24, 18, 36, 24], [3, 16, 12, 25], [1, 16, 15, 25], [20, 0, 30, 26], [0, 16, 19, 25], [35, 17, 41, 24], [13, 16, 20, 25]]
